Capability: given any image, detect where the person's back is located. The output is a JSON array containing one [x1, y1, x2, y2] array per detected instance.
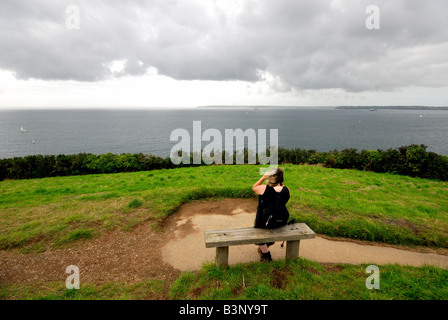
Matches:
[[251, 167, 290, 262], [254, 184, 290, 229]]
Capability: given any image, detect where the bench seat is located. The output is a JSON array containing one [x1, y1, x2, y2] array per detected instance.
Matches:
[[205, 223, 315, 266]]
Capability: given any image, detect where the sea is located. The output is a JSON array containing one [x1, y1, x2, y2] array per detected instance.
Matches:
[[0, 107, 447, 160]]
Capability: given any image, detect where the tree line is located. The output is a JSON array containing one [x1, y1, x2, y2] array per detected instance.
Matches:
[[1, 144, 447, 181]]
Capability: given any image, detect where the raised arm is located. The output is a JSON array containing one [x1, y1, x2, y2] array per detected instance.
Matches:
[[252, 175, 268, 195]]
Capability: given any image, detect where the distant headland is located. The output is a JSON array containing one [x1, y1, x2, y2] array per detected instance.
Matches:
[[196, 105, 320, 109], [336, 106, 448, 110], [197, 105, 448, 110]]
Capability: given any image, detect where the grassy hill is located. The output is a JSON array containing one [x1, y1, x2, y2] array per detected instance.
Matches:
[[1, 164, 447, 251], [1, 164, 447, 300]]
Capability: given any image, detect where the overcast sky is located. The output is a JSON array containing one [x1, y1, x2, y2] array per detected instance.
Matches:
[[0, 0, 447, 108]]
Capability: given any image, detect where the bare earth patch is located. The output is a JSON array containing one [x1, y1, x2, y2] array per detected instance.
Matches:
[[161, 199, 448, 270], [1, 198, 447, 287], [0, 219, 180, 285]]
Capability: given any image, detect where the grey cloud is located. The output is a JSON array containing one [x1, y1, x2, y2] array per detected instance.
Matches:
[[0, 0, 447, 92]]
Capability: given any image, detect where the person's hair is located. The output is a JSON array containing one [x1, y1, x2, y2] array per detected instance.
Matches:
[[266, 167, 284, 187]]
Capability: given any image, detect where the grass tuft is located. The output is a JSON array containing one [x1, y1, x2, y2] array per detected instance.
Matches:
[[127, 198, 143, 209], [54, 229, 94, 246]]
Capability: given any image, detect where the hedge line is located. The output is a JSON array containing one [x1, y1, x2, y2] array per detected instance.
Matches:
[[1, 144, 447, 181], [279, 144, 448, 181]]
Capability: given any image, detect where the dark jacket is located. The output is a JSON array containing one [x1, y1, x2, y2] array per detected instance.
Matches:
[[254, 185, 290, 229]]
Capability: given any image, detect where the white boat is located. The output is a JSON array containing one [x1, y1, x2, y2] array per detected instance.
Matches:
[[20, 126, 29, 133]]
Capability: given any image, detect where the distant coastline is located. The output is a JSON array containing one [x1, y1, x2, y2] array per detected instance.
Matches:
[[336, 106, 448, 110], [197, 105, 448, 110], [196, 105, 333, 109]]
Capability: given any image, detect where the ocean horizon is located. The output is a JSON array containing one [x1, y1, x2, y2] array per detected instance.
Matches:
[[1, 107, 447, 160]]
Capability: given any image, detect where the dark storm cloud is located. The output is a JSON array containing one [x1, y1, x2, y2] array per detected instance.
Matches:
[[0, 0, 447, 92]]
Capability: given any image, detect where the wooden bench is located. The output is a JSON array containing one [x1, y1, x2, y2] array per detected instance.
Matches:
[[204, 223, 315, 267]]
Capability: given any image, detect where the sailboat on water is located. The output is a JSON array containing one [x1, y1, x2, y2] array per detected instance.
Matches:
[[20, 125, 29, 133]]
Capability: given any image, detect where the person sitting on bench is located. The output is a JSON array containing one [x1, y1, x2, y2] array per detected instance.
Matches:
[[252, 167, 290, 262]]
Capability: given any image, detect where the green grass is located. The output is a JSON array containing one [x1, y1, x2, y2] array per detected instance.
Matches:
[[1, 164, 447, 300], [1, 164, 447, 251], [169, 259, 448, 300], [2, 259, 446, 300], [127, 198, 143, 209], [0, 279, 167, 300], [53, 228, 94, 246]]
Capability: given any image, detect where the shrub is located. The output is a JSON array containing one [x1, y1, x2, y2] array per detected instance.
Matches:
[[360, 149, 383, 171], [427, 152, 448, 181], [0, 145, 447, 181]]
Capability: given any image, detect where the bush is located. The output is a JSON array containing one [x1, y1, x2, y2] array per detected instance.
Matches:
[[0, 145, 447, 181], [360, 149, 382, 171], [403, 144, 429, 177], [427, 151, 448, 181], [278, 147, 315, 164]]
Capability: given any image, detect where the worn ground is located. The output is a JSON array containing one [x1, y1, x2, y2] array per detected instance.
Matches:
[[1, 198, 447, 287]]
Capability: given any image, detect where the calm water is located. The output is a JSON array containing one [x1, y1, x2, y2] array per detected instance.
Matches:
[[0, 107, 447, 159]]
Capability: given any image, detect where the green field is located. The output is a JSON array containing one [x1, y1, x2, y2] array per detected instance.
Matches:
[[1, 164, 447, 300], [2, 260, 447, 300]]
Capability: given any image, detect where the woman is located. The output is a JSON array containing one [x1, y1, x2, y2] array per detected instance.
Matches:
[[252, 167, 290, 262]]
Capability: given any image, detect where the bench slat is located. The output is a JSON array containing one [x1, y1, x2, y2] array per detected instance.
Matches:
[[205, 223, 315, 248]]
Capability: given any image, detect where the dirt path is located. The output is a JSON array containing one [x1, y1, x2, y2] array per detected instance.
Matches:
[[1, 199, 447, 286], [0, 218, 181, 285], [162, 199, 448, 270]]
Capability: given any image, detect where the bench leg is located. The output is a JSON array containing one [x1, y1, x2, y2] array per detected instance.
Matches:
[[216, 247, 229, 267], [285, 240, 300, 260]]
